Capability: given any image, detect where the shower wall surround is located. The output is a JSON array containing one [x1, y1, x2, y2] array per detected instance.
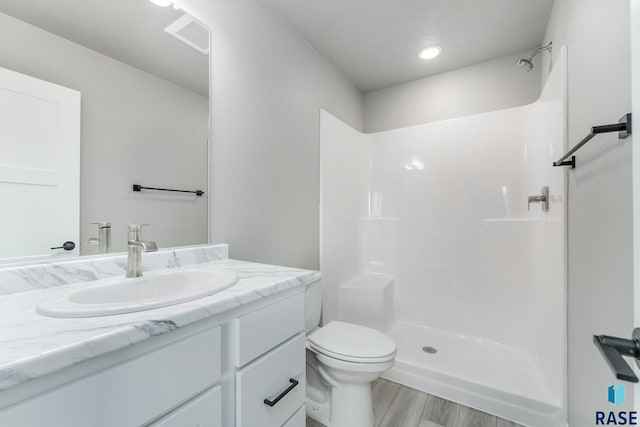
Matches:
[[320, 48, 567, 426]]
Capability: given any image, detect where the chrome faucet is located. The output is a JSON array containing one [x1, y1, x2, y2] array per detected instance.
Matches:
[[88, 222, 112, 254], [126, 224, 158, 278]]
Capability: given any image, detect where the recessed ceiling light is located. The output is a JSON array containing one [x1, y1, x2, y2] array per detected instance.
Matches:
[[418, 46, 442, 60], [149, 0, 172, 7]]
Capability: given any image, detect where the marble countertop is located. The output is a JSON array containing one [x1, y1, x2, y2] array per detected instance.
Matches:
[[0, 258, 319, 392]]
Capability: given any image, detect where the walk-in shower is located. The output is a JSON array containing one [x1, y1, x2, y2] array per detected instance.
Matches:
[[320, 48, 567, 427]]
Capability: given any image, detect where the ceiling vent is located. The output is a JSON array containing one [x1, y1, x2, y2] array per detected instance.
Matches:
[[165, 14, 209, 55]]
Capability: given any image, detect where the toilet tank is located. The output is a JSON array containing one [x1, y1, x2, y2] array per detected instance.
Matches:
[[305, 279, 323, 333]]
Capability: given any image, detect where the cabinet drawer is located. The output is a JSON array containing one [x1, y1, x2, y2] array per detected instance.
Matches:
[[235, 293, 304, 367], [236, 333, 306, 427], [283, 406, 306, 427], [0, 327, 221, 427], [150, 386, 221, 427]]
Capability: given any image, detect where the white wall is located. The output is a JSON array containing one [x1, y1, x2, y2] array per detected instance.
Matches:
[[632, 1, 640, 411], [542, 0, 634, 424], [363, 50, 541, 133], [181, 0, 364, 270], [0, 12, 209, 255]]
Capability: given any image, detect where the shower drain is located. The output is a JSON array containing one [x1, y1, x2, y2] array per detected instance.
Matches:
[[422, 346, 438, 354]]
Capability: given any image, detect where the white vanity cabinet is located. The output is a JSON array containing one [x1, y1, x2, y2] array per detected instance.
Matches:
[[0, 327, 222, 427], [234, 293, 306, 427], [0, 289, 307, 427]]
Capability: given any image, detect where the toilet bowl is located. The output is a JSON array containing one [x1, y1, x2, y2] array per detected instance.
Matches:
[[305, 280, 397, 427]]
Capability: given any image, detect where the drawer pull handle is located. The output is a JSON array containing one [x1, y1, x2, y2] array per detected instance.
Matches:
[[263, 378, 299, 407]]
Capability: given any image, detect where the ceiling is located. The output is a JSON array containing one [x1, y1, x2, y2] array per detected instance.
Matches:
[[0, 0, 209, 96], [258, 0, 555, 93]]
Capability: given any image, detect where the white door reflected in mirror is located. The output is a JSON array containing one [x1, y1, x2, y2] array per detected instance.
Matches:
[[0, 67, 80, 264]]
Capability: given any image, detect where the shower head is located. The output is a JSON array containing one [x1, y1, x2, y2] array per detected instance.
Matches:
[[516, 58, 534, 72], [516, 41, 553, 72]]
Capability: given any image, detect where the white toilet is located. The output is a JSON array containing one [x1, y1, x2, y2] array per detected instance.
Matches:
[[305, 280, 397, 427]]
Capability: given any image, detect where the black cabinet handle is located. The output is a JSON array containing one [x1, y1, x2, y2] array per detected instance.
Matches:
[[50, 241, 76, 251], [263, 378, 299, 407]]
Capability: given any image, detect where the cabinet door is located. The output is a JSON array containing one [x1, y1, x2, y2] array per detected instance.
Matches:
[[282, 406, 306, 427], [150, 386, 221, 427], [236, 333, 306, 427]]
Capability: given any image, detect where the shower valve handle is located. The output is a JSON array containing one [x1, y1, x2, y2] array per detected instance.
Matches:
[[593, 331, 640, 383], [527, 186, 549, 212]]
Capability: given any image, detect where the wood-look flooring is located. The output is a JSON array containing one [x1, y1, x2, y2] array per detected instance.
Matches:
[[306, 379, 523, 427]]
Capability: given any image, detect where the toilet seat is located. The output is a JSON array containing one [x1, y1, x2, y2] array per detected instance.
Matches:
[[307, 321, 397, 363], [308, 342, 396, 364], [313, 351, 396, 374]]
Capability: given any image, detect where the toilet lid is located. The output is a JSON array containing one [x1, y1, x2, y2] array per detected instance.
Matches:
[[307, 321, 396, 362]]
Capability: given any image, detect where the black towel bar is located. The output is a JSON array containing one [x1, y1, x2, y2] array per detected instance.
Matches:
[[132, 184, 204, 196], [553, 113, 632, 168]]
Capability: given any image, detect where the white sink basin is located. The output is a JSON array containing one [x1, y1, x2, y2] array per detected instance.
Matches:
[[36, 269, 239, 318]]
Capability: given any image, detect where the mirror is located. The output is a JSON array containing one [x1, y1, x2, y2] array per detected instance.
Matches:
[[0, 0, 210, 263]]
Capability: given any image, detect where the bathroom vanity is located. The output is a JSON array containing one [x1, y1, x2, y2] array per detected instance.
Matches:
[[0, 244, 317, 427]]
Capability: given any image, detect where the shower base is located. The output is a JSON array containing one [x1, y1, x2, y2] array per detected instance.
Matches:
[[383, 321, 564, 427]]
